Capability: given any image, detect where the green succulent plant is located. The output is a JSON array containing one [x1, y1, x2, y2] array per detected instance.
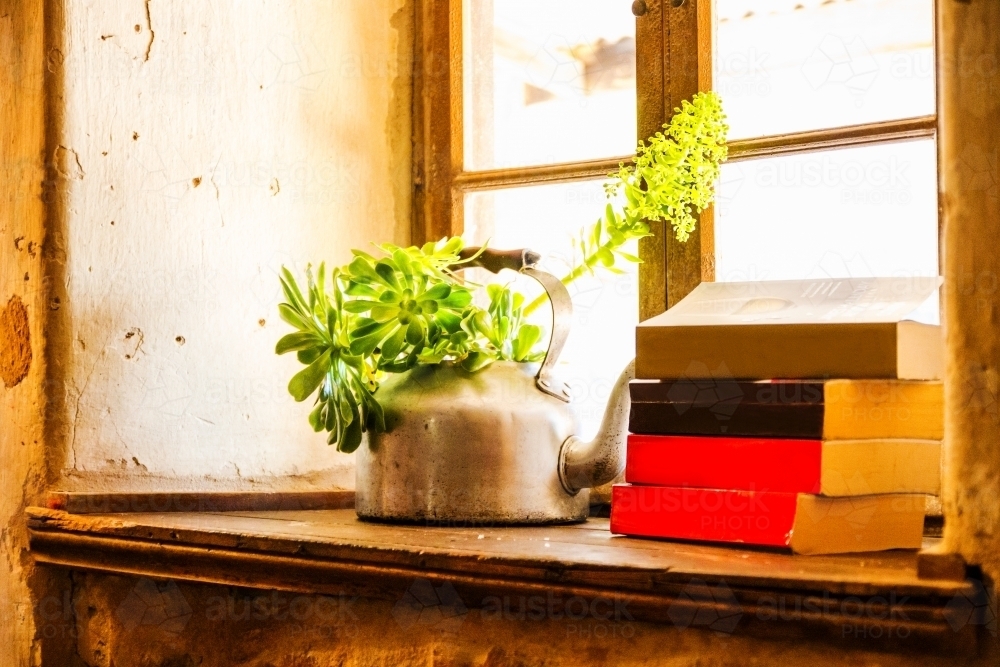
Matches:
[[275, 238, 538, 451], [342, 245, 475, 370], [275, 264, 383, 453], [276, 92, 728, 450]]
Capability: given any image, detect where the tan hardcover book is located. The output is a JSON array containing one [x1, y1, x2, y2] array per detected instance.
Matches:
[[790, 494, 927, 555], [822, 380, 943, 439], [817, 439, 941, 496], [636, 277, 942, 380]]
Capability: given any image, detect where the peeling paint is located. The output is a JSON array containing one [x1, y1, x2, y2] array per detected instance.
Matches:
[[142, 0, 155, 61], [45, 0, 411, 494], [53, 145, 85, 180], [123, 327, 145, 360], [46, 47, 64, 73], [0, 295, 31, 388]]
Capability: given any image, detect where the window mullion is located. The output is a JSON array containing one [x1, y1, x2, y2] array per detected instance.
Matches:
[[728, 116, 937, 163]]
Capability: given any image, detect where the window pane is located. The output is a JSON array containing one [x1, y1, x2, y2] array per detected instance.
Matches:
[[464, 180, 637, 439], [715, 0, 935, 139], [715, 139, 938, 282], [463, 0, 637, 170]]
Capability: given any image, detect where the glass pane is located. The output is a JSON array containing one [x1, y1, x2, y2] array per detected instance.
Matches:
[[464, 180, 637, 439], [464, 0, 637, 170], [715, 139, 939, 282], [715, 0, 935, 139]]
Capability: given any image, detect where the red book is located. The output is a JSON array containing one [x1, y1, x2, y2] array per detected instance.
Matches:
[[609, 484, 926, 555], [625, 434, 940, 496]]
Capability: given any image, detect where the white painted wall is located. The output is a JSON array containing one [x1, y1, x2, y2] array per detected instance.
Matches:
[[53, 0, 413, 490]]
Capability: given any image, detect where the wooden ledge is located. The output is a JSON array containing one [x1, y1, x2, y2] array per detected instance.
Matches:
[[27, 507, 977, 645], [45, 490, 355, 514]]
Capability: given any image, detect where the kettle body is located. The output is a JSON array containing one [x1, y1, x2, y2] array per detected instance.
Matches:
[[354, 249, 634, 524], [356, 361, 589, 524]]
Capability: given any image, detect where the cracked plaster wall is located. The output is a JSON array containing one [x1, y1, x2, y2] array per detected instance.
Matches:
[[2, 0, 413, 664], [44, 0, 414, 491]]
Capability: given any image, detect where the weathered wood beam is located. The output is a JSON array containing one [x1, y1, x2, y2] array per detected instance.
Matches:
[[938, 0, 1000, 583]]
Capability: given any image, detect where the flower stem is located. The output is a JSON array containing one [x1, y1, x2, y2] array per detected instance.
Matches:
[[522, 255, 599, 317]]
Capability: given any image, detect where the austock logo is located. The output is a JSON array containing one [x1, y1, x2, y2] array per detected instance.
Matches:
[[795, 493, 880, 536], [201, 589, 360, 641], [392, 579, 636, 637], [668, 579, 743, 635], [714, 163, 746, 215], [957, 362, 1000, 424], [716, 47, 771, 99], [755, 590, 917, 640], [479, 591, 636, 638], [251, 35, 328, 92], [32, 588, 78, 641], [116, 579, 193, 637], [519, 31, 634, 105], [945, 579, 998, 637], [801, 35, 878, 103], [957, 144, 999, 200], [392, 579, 468, 634], [806, 251, 876, 284], [667, 361, 744, 433]]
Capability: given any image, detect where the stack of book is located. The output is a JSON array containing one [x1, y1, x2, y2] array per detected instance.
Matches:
[[610, 278, 943, 555]]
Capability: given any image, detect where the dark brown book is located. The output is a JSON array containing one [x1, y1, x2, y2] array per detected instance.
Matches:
[[629, 378, 943, 439]]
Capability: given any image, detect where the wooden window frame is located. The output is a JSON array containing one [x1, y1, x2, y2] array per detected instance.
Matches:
[[412, 0, 938, 323], [411, 1, 648, 248]]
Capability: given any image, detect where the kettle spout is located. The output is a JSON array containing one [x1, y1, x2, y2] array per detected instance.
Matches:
[[558, 359, 634, 494]]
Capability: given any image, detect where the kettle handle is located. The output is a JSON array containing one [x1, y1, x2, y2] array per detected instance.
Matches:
[[459, 247, 572, 403]]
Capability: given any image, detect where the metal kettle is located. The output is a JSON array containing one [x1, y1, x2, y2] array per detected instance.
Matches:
[[355, 247, 634, 524]]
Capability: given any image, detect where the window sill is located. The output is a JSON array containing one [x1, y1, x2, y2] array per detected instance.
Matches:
[[26, 506, 974, 645]]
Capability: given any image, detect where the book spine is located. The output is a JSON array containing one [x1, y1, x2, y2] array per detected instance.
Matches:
[[610, 484, 798, 547], [625, 434, 823, 493], [635, 323, 902, 380], [629, 402, 825, 438]]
